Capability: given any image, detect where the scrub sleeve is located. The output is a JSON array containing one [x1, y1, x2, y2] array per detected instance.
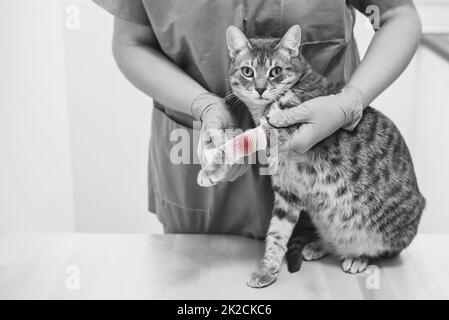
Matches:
[[92, 0, 379, 239], [93, 0, 150, 25], [349, 0, 403, 13]]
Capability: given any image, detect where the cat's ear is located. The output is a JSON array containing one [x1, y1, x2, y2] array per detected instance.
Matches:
[[226, 26, 249, 58], [277, 25, 302, 56]]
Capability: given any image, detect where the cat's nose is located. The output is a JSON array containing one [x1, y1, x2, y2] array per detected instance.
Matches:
[[256, 87, 267, 96]]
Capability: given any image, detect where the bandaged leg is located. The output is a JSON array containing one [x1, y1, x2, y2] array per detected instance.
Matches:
[[204, 126, 267, 165]]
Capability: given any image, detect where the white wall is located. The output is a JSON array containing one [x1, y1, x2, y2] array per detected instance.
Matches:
[[0, 0, 162, 234], [62, 0, 162, 233], [354, 8, 449, 233], [0, 0, 75, 233], [411, 47, 449, 233]]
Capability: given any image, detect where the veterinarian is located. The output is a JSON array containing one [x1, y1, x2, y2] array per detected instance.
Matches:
[[93, 0, 421, 254]]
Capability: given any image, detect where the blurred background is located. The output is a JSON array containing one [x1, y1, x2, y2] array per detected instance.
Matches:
[[1, 0, 448, 235]]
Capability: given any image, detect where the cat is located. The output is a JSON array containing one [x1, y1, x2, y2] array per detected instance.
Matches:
[[197, 25, 425, 288]]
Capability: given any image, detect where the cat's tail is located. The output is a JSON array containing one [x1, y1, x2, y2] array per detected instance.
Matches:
[[286, 211, 318, 273], [286, 240, 304, 273]]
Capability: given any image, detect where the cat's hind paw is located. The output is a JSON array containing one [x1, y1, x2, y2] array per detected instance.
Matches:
[[302, 241, 327, 261], [341, 257, 369, 274], [247, 269, 278, 288]]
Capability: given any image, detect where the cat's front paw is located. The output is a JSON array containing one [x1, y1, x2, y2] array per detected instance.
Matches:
[[197, 169, 218, 187], [197, 149, 230, 187], [266, 102, 282, 124], [197, 165, 229, 187], [247, 268, 278, 288], [279, 90, 299, 107]]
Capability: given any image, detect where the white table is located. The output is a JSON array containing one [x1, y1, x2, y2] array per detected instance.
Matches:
[[0, 233, 448, 299]]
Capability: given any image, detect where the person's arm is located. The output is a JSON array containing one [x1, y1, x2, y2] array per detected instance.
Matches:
[[347, 0, 422, 105], [268, 0, 422, 153], [112, 17, 248, 180], [111, 17, 208, 115]]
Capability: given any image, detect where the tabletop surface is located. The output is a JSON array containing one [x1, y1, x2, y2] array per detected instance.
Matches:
[[0, 233, 448, 300]]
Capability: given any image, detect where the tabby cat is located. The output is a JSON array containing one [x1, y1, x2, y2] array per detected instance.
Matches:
[[198, 25, 425, 288]]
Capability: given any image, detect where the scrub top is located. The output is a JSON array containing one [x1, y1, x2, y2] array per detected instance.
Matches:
[[93, 0, 399, 239]]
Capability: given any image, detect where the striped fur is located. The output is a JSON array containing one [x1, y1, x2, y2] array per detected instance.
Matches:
[[207, 26, 425, 287]]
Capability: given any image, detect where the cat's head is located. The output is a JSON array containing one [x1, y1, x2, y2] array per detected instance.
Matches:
[[226, 25, 308, 120]]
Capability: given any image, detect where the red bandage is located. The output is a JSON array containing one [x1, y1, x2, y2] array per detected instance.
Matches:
[[204, 126, 267, 165]]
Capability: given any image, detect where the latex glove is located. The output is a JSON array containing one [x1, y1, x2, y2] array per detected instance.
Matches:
[[267, 86, 364, 153], [192, 93, 249, 182]]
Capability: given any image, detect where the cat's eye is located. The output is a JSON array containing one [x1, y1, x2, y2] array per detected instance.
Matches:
[[241, 67, 254, 78], [269, 67, 282, 78]]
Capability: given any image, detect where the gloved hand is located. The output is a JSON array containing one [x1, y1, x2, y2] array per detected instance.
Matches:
[[192, 92, 249, 182], [267, 86, 365, 153]]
